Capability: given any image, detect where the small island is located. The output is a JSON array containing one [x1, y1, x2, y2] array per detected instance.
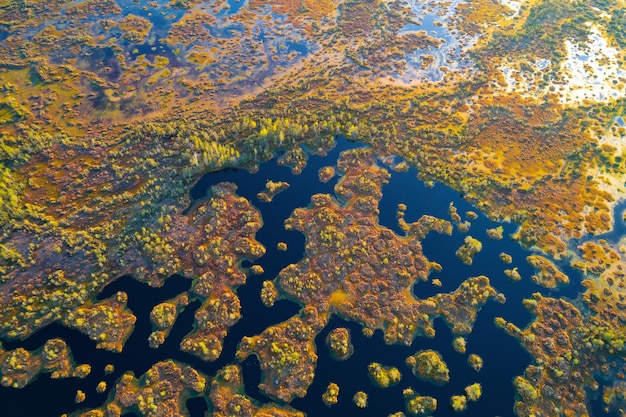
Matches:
[[406, 350, 450, 386], [325, 327, 354, 361], [367, 362, 402, 388]]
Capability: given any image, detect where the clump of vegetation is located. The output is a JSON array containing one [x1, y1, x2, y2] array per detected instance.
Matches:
[[500, 252, 513, 263], [75, 390, 86, 404], [261, 280, 278, 308], [326, 327, 353, 361], [236, 309, 323, 402], [318, 166, 335, 183], [257, 180, 290, 202], [79, 360, 207, 416], [455, 236, 483, 265], [72, 364, 91, 379], [494, 317, 507, 329], [353, 391, 368, 408], [0, 338, 87, 389], [527, 255, 569, 288], [367, 362, 402, 388], [452, 337, 467, 354], [448, 203, 462, 223], [96, 380, 107, 393], [403, 387, 437, 416], [467, 353, 483, 371], [450, 395, 467, 412], [406, 350, 449, 386], [322, 382, 339, 406], [250, 265, 265, 275], [457, 220, 471, 233], [209, 365, 304, 416], [464, 383, 482, 401], [148, 294, 188, 348], [62, 291, 136, 353], [487, 226, 504, 240], [505, 267, 521, 281], [513, 376, 538, 401]]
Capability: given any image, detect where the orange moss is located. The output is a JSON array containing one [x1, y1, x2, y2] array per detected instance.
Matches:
[[236, 307, 324, 402], [276, 149, 496, 346], [1, 4, 625, 417], [0, 338, 84, 388], [178, 183, 265, 361], [406, 350, 449, 386], [209, 364, 304, 417], [62, 291, 135, 353], [118, 14, 153, 43], [318, 166, 335, 183], [148, 293, 188, 348], [510, 294, 601, 417], [165, 10, 216, 46], [326, 327, 353, 361], [78, 360, 206, 417], [526, 255, 569, 288]]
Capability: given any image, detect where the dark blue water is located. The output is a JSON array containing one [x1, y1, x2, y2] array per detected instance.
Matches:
[[221, 0, 247, 16], [0, 136, 592, 416]]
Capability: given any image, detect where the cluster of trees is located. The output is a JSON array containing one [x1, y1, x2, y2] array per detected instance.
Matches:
[[188, 134, 241, 169], [0, 163, 23, 225]]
